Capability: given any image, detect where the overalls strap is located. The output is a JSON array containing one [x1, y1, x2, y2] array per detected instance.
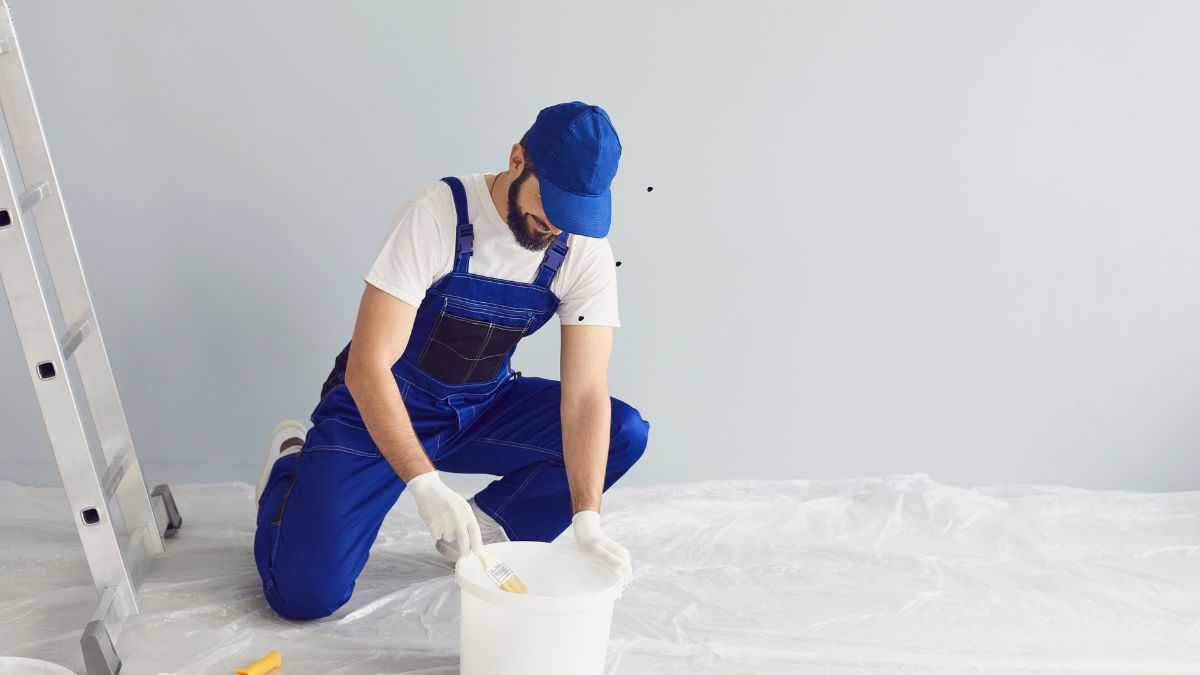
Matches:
[[533, 230, 571, 288], [440, 176, 473, 273]]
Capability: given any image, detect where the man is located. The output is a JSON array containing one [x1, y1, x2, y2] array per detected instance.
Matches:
[[252, 101, 650, 621]]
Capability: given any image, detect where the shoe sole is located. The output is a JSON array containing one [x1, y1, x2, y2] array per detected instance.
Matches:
[[435, 537, 461, 563], [256, 419, 308, 504], [434, 506, 510, 564]]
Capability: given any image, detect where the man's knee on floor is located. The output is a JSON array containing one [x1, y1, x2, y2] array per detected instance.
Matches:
[[264, 570, 353, 621], [610, 398, 650, 468]]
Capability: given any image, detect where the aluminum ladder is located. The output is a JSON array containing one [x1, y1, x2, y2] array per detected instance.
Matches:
[[0, 3, 182, 673]]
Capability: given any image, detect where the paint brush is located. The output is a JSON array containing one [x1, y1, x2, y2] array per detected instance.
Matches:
[[479, 553, 528, 594]]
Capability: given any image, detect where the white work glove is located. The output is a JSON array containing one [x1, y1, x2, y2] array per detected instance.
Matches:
[[406, 471, 484, 558], [572, 510, 633, 587]]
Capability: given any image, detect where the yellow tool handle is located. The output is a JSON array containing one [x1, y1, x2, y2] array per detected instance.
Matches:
[[236, 650, 281, 675]]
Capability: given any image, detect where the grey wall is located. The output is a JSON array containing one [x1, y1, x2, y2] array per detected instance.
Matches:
[[2, 1, 1198, 492]]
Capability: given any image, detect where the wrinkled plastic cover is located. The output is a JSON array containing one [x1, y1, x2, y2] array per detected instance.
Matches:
[[1, 474, 1198, 674]]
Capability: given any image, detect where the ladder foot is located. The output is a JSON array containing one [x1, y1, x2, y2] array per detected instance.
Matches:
[[81, 619, 120, 675], [151, 484, 182, 536]]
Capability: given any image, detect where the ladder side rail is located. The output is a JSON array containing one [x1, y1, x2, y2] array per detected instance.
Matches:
[[0, 149, 138, 617]]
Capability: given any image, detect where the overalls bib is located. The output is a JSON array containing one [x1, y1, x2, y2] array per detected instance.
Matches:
[[311, 174, 570, 442], [253, 175, 650, 621]]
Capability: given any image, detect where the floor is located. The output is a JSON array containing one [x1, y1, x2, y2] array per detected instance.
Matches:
[[1, 474, 1197, 674]]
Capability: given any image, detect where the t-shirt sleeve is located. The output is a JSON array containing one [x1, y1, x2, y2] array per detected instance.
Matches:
[[555, 239, 621, 327], [363, 200, 447, 308]]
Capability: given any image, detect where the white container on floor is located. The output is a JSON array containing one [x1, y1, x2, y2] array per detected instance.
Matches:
[[455, 541, 622, 675], [0, 657, 76, 675]]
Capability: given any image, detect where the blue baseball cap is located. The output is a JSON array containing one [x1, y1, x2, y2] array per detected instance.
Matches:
[[524, 101, 622, 238]]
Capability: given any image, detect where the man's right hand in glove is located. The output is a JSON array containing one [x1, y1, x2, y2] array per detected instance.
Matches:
[[406, 471, 484, 558]]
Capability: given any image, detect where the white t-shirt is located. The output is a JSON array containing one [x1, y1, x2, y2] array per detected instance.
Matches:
[[364, 173, 620, 327]]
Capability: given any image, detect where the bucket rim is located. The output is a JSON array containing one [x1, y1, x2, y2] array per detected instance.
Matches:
[[454, 541, 622, 612], [0, 657, 77, 675]]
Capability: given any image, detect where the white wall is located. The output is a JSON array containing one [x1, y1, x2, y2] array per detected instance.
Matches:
[[2, 0, 1198, 491]]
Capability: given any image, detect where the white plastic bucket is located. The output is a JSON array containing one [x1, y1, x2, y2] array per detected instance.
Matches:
[[0, 657, 76, 675], [455, 541, 622, 675]]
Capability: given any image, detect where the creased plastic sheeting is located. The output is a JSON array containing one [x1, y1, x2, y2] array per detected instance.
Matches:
[[1, 474, 1198, 674]]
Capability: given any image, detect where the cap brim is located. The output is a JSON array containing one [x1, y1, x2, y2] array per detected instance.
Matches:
[[538, 175, 611, 238]]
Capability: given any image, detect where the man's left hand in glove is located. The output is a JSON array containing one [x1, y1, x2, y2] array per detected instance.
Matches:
[[572, 510, 633, 586]]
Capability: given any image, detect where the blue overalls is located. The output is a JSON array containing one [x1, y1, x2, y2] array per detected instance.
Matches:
[[254, 176, 651, 621]]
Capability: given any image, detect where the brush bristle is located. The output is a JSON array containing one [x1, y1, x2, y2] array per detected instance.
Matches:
[[502, 575, 529, 594], [486, 559, 529, 594]]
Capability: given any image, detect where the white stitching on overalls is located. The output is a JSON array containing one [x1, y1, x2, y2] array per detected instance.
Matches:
[[474, 436, 562, 458], [495, 462, 547, 517], [460, 323, 494, 383], [414, 308, 447, 368]]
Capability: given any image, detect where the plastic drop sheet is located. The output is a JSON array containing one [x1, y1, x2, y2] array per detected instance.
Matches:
[[1, 474, 1198, 674]]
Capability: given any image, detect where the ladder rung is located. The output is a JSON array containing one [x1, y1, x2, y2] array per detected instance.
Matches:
[[101, 451, 132, 503], [18, 180, 48, 212], [60, 313, 93, 359]]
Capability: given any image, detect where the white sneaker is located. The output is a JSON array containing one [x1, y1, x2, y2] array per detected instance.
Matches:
[[435, 496, 509, 562], [255, 419, 308, 504]]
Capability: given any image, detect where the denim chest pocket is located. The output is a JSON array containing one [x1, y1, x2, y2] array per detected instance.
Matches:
[[415, 297, 534, 385]]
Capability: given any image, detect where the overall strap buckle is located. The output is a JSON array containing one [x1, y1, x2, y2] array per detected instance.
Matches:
[[541, 238, 567, 270], [456, 222, 474, 257], [532, 232, 570, 288]]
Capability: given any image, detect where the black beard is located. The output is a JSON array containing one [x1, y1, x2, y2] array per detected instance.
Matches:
[[506, 167, 555, 252]]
